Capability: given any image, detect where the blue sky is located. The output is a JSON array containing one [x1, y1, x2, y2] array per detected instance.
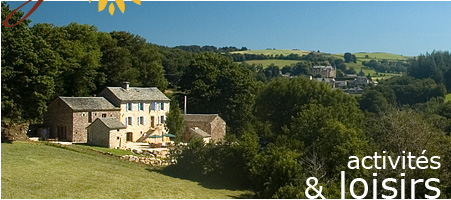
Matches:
[[5, 1, 451, 56]]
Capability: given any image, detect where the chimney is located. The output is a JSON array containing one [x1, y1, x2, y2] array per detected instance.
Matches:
[[121, 82, 130, 90], [184, 95, 187, 114]]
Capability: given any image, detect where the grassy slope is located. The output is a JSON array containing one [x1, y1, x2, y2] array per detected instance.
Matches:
[[1, 142, 249, 199]]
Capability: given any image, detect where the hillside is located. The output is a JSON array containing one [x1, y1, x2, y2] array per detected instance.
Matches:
[[1, 142, 250, 199], [231, 49, 408, 80], [231, 49, 311, 56]]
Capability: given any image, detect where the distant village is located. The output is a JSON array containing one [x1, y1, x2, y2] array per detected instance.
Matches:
[[281, 65, 376, 94]]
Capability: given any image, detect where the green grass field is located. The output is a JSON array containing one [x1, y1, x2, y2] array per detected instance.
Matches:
[[1, 142, 250, 199], [243, 59, 300, 68], [231, 49, 311, 56], [446, 94, 451, 103]]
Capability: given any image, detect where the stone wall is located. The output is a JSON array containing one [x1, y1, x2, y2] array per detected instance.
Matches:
[[1, 121, 29, 142], [73, 110, 120, 143], [210, 117, 226, 142], [108, 129, 126, 149], [87, 121, 110, 147], [44, 98, 73, 141]]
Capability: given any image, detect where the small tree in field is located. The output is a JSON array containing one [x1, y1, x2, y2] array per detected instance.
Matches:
[[166, 99, 185, 143]]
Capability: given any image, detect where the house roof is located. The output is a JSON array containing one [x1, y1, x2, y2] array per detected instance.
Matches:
[[103, 87, 170, 102], [189, 127, 211, 138], [59, 97, 119, 111], [183, 114, 219, 123], [90, 117, 126, 129]]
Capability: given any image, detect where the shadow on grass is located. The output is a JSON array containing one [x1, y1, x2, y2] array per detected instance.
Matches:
[[147, 166, 254, 198]]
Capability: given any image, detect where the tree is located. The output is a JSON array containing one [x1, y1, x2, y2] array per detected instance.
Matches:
[[109, 31, 168, 90], [2, 3, 59, 122], [179, 53, 257, 136], [364, 109, 450, 198], [382, 76, 446, 105], [264, 64, 280, 79], [255, 77, 362, 134], [249, 146, 303, 198], [359, 89, 390, 113], [165, 99, 185, 142], [344, 52, 357, 63], [408, 51, 451, 92]]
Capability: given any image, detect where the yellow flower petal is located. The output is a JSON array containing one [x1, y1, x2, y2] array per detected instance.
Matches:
[[99, 0, 108, 11], [115, 0, 125, 13], [132, 0, 140, 5], [109, 3, 115, 15]]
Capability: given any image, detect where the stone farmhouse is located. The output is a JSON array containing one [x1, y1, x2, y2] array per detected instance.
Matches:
[[182, 114, 226, 142], [98, 82, 170, 143], [44, 82, 170, 144]]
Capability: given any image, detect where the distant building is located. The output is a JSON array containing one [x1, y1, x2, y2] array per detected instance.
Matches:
[[351, 76, 370, 86], [87, 117, 126, 149], [311, 66, 336, 78], [182, 114, 226, 142], [314, 77, 336, 88], [335, 80, 348, 88]]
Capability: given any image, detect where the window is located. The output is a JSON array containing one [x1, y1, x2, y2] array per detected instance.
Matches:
[[159, 116, 165, 124], [150, 102, 156, 111], [101, 114, 107, 118], [138, 116, 145, 125], [88, 112, 92, 123], [126, 117, 133, 126], [126, 132, 133, 141], [138, 102, 145, 111], [126, 102, 133, 111], [151, 116, 155, 128], [160, 102, 165, 110]]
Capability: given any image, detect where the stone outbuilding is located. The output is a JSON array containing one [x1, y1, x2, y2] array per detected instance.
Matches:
[[182, 114, 226, 142], [44, 97, 121, 143], [87, 117, 126, 149], [188, 127, 211, 143]]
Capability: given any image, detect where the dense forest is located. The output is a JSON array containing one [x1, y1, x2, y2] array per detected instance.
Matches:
[[2, 2, 451, 198]]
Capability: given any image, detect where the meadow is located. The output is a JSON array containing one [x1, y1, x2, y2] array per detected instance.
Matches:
[[1, 142, 250, 199], [446, 94, 451, 103], [234, 49, 407, 81]]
